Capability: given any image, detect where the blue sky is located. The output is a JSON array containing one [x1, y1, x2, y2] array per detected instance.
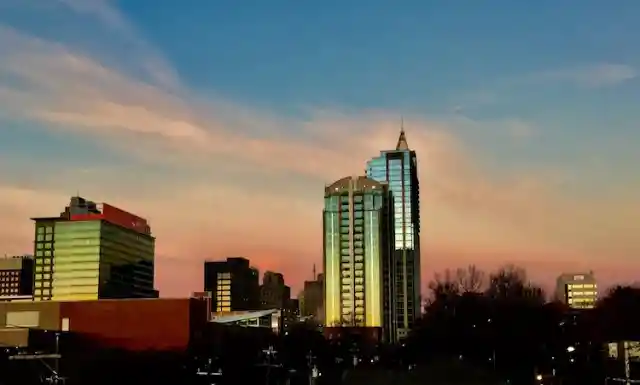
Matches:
[[0, 0, 638, 296]]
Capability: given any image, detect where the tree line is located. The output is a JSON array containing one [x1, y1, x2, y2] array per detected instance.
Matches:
[[404, 264, 640, 385]]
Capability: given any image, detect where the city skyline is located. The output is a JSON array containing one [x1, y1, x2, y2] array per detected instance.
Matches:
[[1, 1, 639, 297]]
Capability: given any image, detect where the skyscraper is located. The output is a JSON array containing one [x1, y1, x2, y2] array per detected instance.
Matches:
[[323, 176, 395, 342], [366, 124, 421, 340], [31, 196, 156, 301]]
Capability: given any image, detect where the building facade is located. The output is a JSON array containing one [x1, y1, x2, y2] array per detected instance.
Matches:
[[300, 274, 323, 322], [366, 127, 421, 340], [204, 257, 260, 312], [323, 176, 395, 342], [260, 271, 289, 309], [31, 196, 156, 301], [0, 298, 208, 351], [0, 256, 34, 300], [556, 272, 598, 309]]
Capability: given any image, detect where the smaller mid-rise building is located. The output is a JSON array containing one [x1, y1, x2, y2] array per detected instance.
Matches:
[[204, 257, 260, 312], [260, 271, 289, 309], [31, 196, 157, 301], [556, 272, 598, 309], [301, 275, 323, 322], [0, 255, 34, 300]]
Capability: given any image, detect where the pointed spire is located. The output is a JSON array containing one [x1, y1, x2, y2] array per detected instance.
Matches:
[[396, 117, 409, 151]]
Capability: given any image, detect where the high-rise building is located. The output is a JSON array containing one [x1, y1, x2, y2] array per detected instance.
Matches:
[[203, 257, 260, 312], [366, 124, 421, 340], [0, 255, 34, 300], [556, 272, 598, 309], [31, 196, 156, 301], [323, 176, 395, 342]]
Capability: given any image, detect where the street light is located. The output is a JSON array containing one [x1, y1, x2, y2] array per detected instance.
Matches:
[[567, 346, 575, 353]]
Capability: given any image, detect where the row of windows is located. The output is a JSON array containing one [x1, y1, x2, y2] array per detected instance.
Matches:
[[36, 226, 54, 234], [568, 283, 597, 289], [35, 234, 54, 241], [568, 291, 597, 297], [52, 286, 99, 295]]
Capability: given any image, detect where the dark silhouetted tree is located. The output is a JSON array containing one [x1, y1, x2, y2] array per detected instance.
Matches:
[[456, 264, 486, 293], [428, 268, 461, 301], [485, 264, 545, 304], [595, 285, 640, 340], [410, 264, 565, 384]]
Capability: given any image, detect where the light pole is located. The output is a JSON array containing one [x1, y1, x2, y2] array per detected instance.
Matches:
[[4, 325, 64, 384]]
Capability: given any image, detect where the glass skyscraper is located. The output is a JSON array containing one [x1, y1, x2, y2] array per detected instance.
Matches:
[[366, 127, 421, 340], [323, 176, 396, 342]]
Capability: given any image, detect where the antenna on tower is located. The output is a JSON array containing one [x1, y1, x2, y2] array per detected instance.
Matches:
[[312, 264, 316, 281]]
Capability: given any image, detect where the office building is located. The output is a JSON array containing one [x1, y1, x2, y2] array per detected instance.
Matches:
[[204, 257, 260, 312], [323, 176, 395, 342], [260, 271, 290, 309], [556, 272, 598, 309], [0, 255, 34, 300], [366, 124, 421, 340], [31, 196, 156, 301], [300, 271, 323, 322]]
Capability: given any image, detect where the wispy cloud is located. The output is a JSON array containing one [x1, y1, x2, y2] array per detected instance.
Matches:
[[454, 63, 637, 110], [0, 3, 638, 295], [55, 0, 180, 89], [525, 63, 637, 88]]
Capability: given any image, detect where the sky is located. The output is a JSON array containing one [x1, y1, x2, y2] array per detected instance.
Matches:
[[0, 0, 639, 298]]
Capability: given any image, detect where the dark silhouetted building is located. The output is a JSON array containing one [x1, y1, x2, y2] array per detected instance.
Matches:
[[204, 257, 260, 312], [300, 273, 323, 322], [260, 271, 290, 309], [31, 196, 156, 301], [366, 124, 421, 341], [0, 255, 34, 300]]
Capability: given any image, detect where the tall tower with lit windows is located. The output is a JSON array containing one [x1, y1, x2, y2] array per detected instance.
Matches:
[[323, 176, 396, 342], [365, 122, 421, 341]]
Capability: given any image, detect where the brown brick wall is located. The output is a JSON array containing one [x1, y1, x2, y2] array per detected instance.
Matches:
[[59, 298, 195, 351]]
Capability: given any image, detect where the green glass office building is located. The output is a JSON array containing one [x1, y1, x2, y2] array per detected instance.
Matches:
[[32, 197, 156, 301], [323, 176, 396, 342], [366, 127, 421, 340]]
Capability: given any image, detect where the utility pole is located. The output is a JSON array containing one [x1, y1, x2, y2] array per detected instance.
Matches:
[[5, 328, 65, 384], [624, 342, 631, 385], [307, 351, 318, 385]]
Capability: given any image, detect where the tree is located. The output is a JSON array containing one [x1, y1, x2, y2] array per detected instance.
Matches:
[[427, 265, 486, 306], [595, 285, 640, 340], [485, 264, 545, 304], [455, 264, 486, 293], [428, 268, 460, 302]]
